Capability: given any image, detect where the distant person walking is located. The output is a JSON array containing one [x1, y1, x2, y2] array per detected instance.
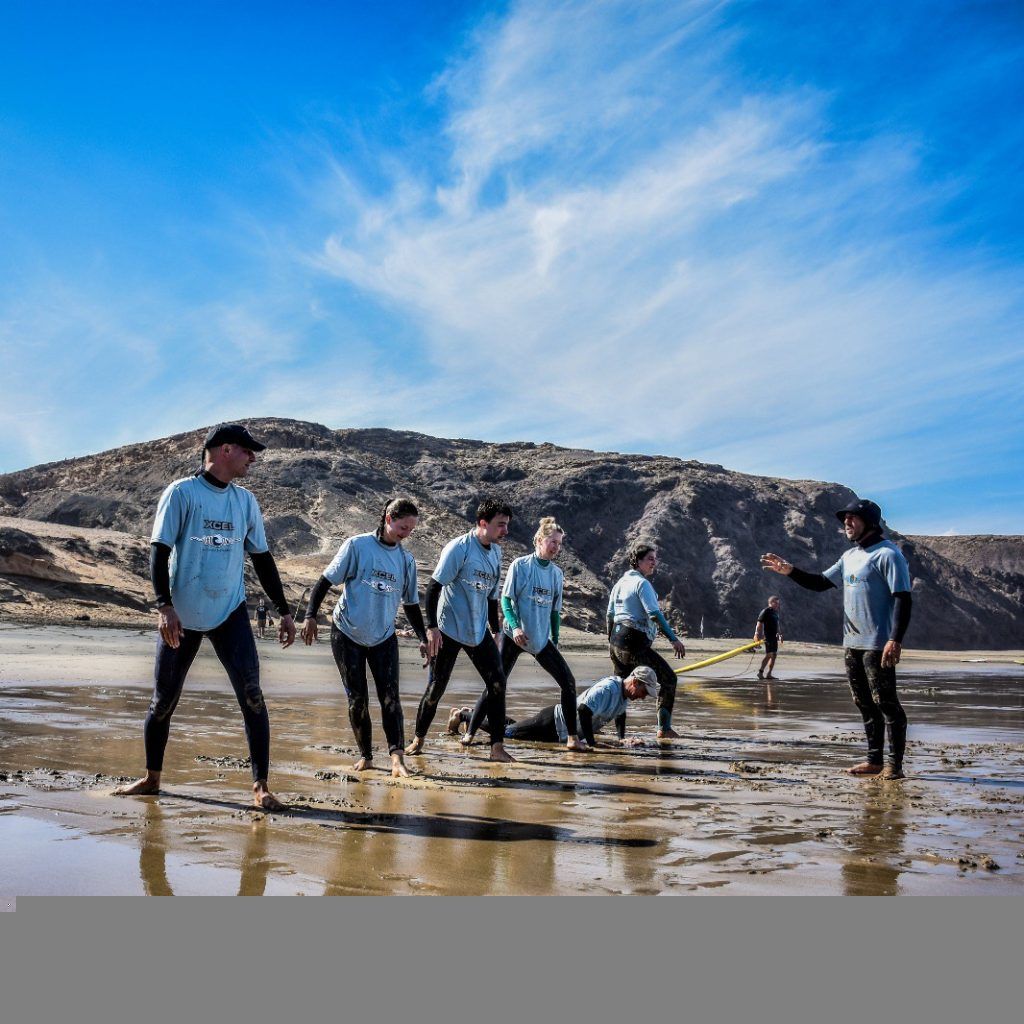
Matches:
[[755, 596, 783, 679], [115, 424, 295, 810], [457, 516, 584, 753], [300, 499, 427, 778], [761, 498, 912, 780], [607, 541, 686, 739], [407, 499, 515, 763]]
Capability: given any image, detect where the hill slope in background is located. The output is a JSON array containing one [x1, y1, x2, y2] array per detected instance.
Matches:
[[1, 418, 1020, 648]]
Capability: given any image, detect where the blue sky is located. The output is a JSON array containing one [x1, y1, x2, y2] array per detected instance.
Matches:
[[1, 0, 1021, 535]]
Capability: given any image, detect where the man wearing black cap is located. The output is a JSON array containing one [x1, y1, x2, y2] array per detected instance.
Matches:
[[760, 499, 912, 780], [115, 423, 296, 810]]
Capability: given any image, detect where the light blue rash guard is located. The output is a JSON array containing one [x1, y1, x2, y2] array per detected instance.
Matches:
[[607, 569, 662, 641], [554, 675, 628, 743], [501, 554, 563, 655], [151, 475, 269, 631], [432, 530, 502, 646], [822, 540, 912, 650], [323, 532, 419, 647]]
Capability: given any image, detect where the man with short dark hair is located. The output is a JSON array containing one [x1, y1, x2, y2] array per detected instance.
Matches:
[[115, 424, 295, 809], [407, 498, 515, 762], [761, 498, 912, 780], [754, 596, 782, 679]]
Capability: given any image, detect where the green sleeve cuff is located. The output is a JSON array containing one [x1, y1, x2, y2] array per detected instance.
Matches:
[[501, 595, 521, 631], [551, 608, 561, 646]]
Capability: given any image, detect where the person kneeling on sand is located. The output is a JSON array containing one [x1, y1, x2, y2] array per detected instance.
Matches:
[[761, 498, 912, 781], [115, 424, 295, 811], [449, 665, 658, 749]]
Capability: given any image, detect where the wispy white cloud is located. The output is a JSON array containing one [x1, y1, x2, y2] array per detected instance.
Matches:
[[304, 0, 1023, 507]]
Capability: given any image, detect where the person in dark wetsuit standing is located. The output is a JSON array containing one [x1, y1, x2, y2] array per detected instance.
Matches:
[[761, 498, 913, 780], [456, 515, 586, 753], [755, 596, 782, 680], [114, 424, 296, 810], [300, 498, 428, 778], [607, 541, 687, 740], [406, 498, 515, 763]]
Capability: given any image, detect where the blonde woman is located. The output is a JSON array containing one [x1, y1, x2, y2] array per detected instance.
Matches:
[[456, 517, 585, 752]]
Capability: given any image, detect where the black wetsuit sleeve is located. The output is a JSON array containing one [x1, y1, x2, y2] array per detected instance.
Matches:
[[890, 592, 912, 643], [615, 713, 627, 740], [578, 706, 596, 747], [788, 566, 836, 592], [304, 575, 333, 620], [425, 578, 442, 629], [249, 551, 291, 618], [404, 602, 427, 644], [488, 598, 500, 634], [151, 542, 172, 608]]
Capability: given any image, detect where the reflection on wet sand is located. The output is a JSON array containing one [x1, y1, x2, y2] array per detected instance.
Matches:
[[137, 799, 273, 896], [2, 626, 1023, 895], [840, 791, 908, 896]]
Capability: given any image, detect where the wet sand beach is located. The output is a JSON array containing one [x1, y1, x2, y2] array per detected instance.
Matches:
[[2, 624, 1023, 896]]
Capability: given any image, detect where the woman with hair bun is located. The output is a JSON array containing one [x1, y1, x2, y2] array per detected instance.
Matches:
[[606, 541, 686, 739], [456, 516, 585, 752], [300, 498, 428, 777]]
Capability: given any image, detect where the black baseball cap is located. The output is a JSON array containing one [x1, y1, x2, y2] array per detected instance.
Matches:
[[203, 423, 266, 452], [835, 498, 882, 527]]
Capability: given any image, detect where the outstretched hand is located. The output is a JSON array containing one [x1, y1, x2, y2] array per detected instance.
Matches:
[[760, 552, 793, 576]]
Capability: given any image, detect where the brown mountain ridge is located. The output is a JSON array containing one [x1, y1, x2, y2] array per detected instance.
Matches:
[[0, 417, 1020, 649]]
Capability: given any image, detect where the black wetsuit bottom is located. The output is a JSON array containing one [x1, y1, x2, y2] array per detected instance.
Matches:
[[466, 638, 577, 739], [478, 704, 559, 743], [414, 631, 507, 742], [608, 624, 677, 730], [145, 602, 270, 781], [330, 627, 404, 758], [844, 648, 907, 768]]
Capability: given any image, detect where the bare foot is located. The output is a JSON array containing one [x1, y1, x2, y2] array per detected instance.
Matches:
[[405, 737, 425, 755], [656, 728, 681, 740], [460, 732, 478, 747], [566, 737, 588, 752], [880, 764, 905, 781], [253, 783, 285, 811], [446, 706, 470, 735], [391, 755, 410, 779], [113, 773, 161, 796], [352, 757, 373, 772], [488, 744, 516, 763], [847, 761, 883, 776]]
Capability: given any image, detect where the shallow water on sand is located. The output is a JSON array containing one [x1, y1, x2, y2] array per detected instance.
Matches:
[[1, 639, 1022, 895]]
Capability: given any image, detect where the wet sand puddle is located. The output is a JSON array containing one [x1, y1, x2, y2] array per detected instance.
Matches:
[[2, 653, 1023, 895]]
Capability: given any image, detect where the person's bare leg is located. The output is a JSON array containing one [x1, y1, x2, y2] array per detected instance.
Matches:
[[405, 736, 425, 755], [114, 770, 161, 796], [352, 756, 373, 772], [764, 653, 777, 679], [391, 751, 410, 778], [253, 779, 285, 810], [488, 741, 516, 763]]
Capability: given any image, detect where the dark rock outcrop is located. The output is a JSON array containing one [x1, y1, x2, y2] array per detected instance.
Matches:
[[1, 418, 1020, 648]]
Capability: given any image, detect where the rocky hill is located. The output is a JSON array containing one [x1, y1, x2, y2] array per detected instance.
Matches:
[[0, 418, 1021, 648]]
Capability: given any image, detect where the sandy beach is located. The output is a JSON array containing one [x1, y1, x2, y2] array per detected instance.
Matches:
[[2, 623, 1022, 898]]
